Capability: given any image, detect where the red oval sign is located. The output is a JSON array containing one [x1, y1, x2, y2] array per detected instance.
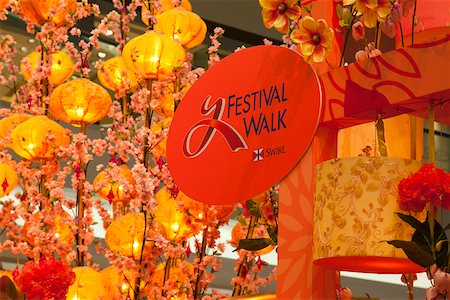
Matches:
[[167, 45, 322, 205]]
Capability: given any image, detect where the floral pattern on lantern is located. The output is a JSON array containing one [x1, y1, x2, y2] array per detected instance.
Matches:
[[154, 187, 193, 241], [0, 163, 17, 197], [49, 78, 112, 127], [9, 115, 70, 161], [66, 267, 107, 300], [97, 56, 139, 92], [122, 31, 185, 80], [94, 164, 136, 204], [20, 50, 74, 86], [154, 7, 207, 49], [18, 0, 77, 26], [313, 156, 426, 273]]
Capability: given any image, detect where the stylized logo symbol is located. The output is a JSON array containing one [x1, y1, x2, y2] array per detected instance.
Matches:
[[182, 96, 248, 158], [253, 148, 264, 162]]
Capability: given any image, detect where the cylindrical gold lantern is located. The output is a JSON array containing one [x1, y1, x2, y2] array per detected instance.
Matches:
[[0, 162, 18, 197], [313, 156, 426, 273]]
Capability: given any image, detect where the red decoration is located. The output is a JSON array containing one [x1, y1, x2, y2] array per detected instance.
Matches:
[[398, 164, 450, 212], [13, 257, 75, 300]]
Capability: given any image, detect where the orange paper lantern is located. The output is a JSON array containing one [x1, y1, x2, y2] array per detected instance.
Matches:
[[18, 0, 77, 26], [101, 266, 136, 300], [66, 267, 107, 300], [150, 117, 172, 158], [49, 78, 112, 127], [22, 211, 73, 247], [154, 7, 207, 49], [141, 0, 192, 25], [20, 50, 74, 86], [9, 115, 69, 161], [122, 31, 185, 80], [0, 163, 18, 198], [150, 260, 193, 299], [97, 56, 139, 92], [105, 213, 152, 259], [0, 114, 31, 143], [154, 187, 193, 241], [94, 165, 136, 204]]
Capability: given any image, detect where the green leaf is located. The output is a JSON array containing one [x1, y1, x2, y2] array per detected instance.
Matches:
[[236, 215, 248, 227], [246, 200, 261, 218], [301, 5, 311, 14], [387, 240, 435, 267], [443, 223, 450, 232], [395, 212, 428, 237], [234, 238, 271, 252], [267, 226, 278, 244], [336, 3, 343, 19]]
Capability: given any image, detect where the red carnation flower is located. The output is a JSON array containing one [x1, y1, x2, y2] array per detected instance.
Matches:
[[14, 256, 75, 300]]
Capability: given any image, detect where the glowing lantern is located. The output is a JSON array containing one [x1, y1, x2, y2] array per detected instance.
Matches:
[[0, 114, 31, 144], [101, 266, 136, 300], [122, 31, 185, 80], [49, 78, 112, 127], [66, 267, 106, 300], [154, 187, 193, 241], [9, 115, 69, 161], [97, 56, 139, 92], [0, 163, 17, 197], [141, 0, 192, 25], [105, 213, 151, 259], [230, 222, 275, 256], [20, 51, 74, 86], [154, 91, 175, 118], [150, 117, 172, 158], [94, 165, 136, 204], [18, 0, 77, 26], [150, 260, 193, 299], [154, 7, 207, 49], [179, 191, 235, 225], [23, 211, 73, 247]]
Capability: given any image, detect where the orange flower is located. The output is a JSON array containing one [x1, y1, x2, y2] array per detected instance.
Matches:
[[290, 16, 334, 63], [346, 0, 391, 28], [259, 0, 301, 34]]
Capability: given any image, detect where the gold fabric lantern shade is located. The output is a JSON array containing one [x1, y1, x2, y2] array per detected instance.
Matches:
[[66, 267, 107, 300], [97, 56, 139, 92], [9, 115, 69, 161], [0, 113, 31, 148], [18, 0, 77, 26], [49, 78, 112, 127], [154, 187, 193, 241], [154, 7, 207, 49], [122, 31, 185, 80], [313, 156, 426, 273], [105, 213, 151, 259], [0, 163, 18, 197], [20, 50, 74, 86], [93, 165, 136, 204]]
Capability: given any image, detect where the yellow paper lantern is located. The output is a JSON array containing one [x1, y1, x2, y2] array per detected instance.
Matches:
[[94, 165, 136, 204], [105, 213, 151, 259], [154, 187, 193, 241], [141, 0, 192, 25], [20, 50, 74, 86], [313, 156, 426, 273], [23, 211, 73, 247], [150, 117, 172, 158], [0, 114, 31, 145], [97, 56, 139, 92], [18, 0, 77, 26], [9, 115, 69, 161], [101, 266, 136, 300], [0, 163, 17, 198], [66, 267, 107, 300], [154, 7, 207, 49], [122, 31, 185, 80], [49, 78, 112, 127]]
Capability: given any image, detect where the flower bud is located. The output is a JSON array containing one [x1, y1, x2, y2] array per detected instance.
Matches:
[[369, 49, 382, 58], [381, 21, 396, 38], [355, 50, 369, 63], [336, 287, 352, 300], [352, 21, 365, 41], [390, 2, 403, 23]]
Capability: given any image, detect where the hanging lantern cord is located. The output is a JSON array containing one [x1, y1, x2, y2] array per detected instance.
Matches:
[[76, 122, 87, 266], [146, 0, 153, 30]]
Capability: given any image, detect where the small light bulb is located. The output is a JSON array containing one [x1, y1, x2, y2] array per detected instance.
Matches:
[[121, 283, 128, 292], [55, 232, 60, 238], [28, 143, 34, 150], [171, 223, 179, 232], [118, 185, 123, 191], [133, 240, 139, 250], [76, 107, 84, 118]]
